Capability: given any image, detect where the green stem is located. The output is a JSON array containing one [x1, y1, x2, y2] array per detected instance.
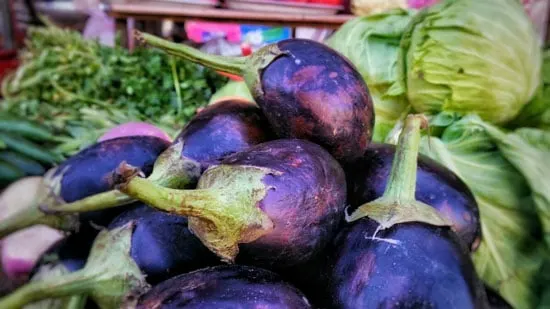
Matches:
[[46, 190, 134, 213], [0, 205, 43, 238], [383, 114, 424, 201], [346, 114, 449, 229], [66, 295, 88, 309], [135, 31, 246, 76], [0, 223, 148, 309], [117, 163, 274, 262], [170, 56, 183, 116], [44, 143, 201, 215], [0, 271, 95, 309], [121, 177, 220, 218], [0, 204, 77, 238]]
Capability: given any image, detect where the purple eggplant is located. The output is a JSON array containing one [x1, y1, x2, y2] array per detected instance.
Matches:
[[45, 98, 272, 216], [176, 98, 272, 173], [328, 115, 489, 309], [112, 139, 347, 268], [107, 204, 220, 284], [345, 143, 481, 251], [135, 265, 312, 309], [0, 136, 170, 238], [135, 31, 375, 163], [0, 203, 220, 309]]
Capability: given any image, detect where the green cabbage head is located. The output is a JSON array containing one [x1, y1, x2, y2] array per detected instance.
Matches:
[[394, 0, 542, 124]]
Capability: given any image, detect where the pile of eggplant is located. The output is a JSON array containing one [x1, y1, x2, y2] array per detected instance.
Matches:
[[0, 32, 509, 309]]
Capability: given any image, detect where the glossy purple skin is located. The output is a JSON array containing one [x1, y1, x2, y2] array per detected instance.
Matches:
[[258, 39, 374, 163], [136, 265, 312, 309], [108, 204, 220, 284], [220, 139, 347, 270], [328, 219, 488, 309], [345, 143, 481, 251], [175, 99, 272, 172], [54, 136, 170, 226], [56, 136, 170, 203]]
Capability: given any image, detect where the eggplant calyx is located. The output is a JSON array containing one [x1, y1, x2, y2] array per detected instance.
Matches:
[[147, 140, 202, 189], [42, 143, 200, 215], [243, 44, 288, 99], [346, 114, 450, 230], [24, 263, 88, 309], [86, 222, 150, 309], [0, 222, 149, 309], [115, 162, 277, 263]]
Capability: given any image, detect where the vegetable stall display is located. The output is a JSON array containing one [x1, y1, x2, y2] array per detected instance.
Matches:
[[0, 0, 549, 308]]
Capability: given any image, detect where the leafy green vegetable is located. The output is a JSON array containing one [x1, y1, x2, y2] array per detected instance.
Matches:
[[394, 0, 542, 125], [418, 115, 546, 309], [511, 49, 550, 129], [1, 23, 227, 157], [326, 9, 413, 142], [476, 123, 550, 250], [208, 80, 255, 105]]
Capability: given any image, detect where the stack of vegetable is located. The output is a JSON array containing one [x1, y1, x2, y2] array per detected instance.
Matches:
[[0, 0, 548, 308], [327, 0, 550, 308]]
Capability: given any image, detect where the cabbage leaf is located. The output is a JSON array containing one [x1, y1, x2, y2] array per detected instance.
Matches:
[[477, 123, 550, 249], [418, 115, 546, 309], [326, 9, 413, 142], [511, 49, 550, 129]]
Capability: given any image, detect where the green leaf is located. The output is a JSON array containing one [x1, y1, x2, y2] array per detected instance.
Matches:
[[477, 123, 550, 249], [419, 115, 546, 309]]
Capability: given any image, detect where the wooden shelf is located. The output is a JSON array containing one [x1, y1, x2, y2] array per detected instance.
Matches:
[[106, 1, 354, 28]]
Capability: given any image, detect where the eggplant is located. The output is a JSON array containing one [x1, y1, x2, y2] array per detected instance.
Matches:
[[0, 136, 170, 238], [113, 138, 347, 268], [46, 98, 272, 215], [345, 143, 481, 251], [135, 31, 375, 163], [135, 265, 312, 309], [0, 203, 220, 309], [328, 115, 489, 309], [107, 204, 220, 284]]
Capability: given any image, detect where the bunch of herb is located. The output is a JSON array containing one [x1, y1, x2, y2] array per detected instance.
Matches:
[[1, 22, 227, 156]]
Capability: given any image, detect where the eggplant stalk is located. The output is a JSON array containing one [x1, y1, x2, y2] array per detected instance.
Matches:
[[346, 114, 450, 228], [0, 223, 149, 309], [47, 141, 200, 215], [115, 163, 275, 263]]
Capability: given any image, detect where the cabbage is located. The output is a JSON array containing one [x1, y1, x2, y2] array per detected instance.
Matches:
[[418, 115, 546, 309], [394, 0, 542, 125], [326, 9, 413, 142]]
